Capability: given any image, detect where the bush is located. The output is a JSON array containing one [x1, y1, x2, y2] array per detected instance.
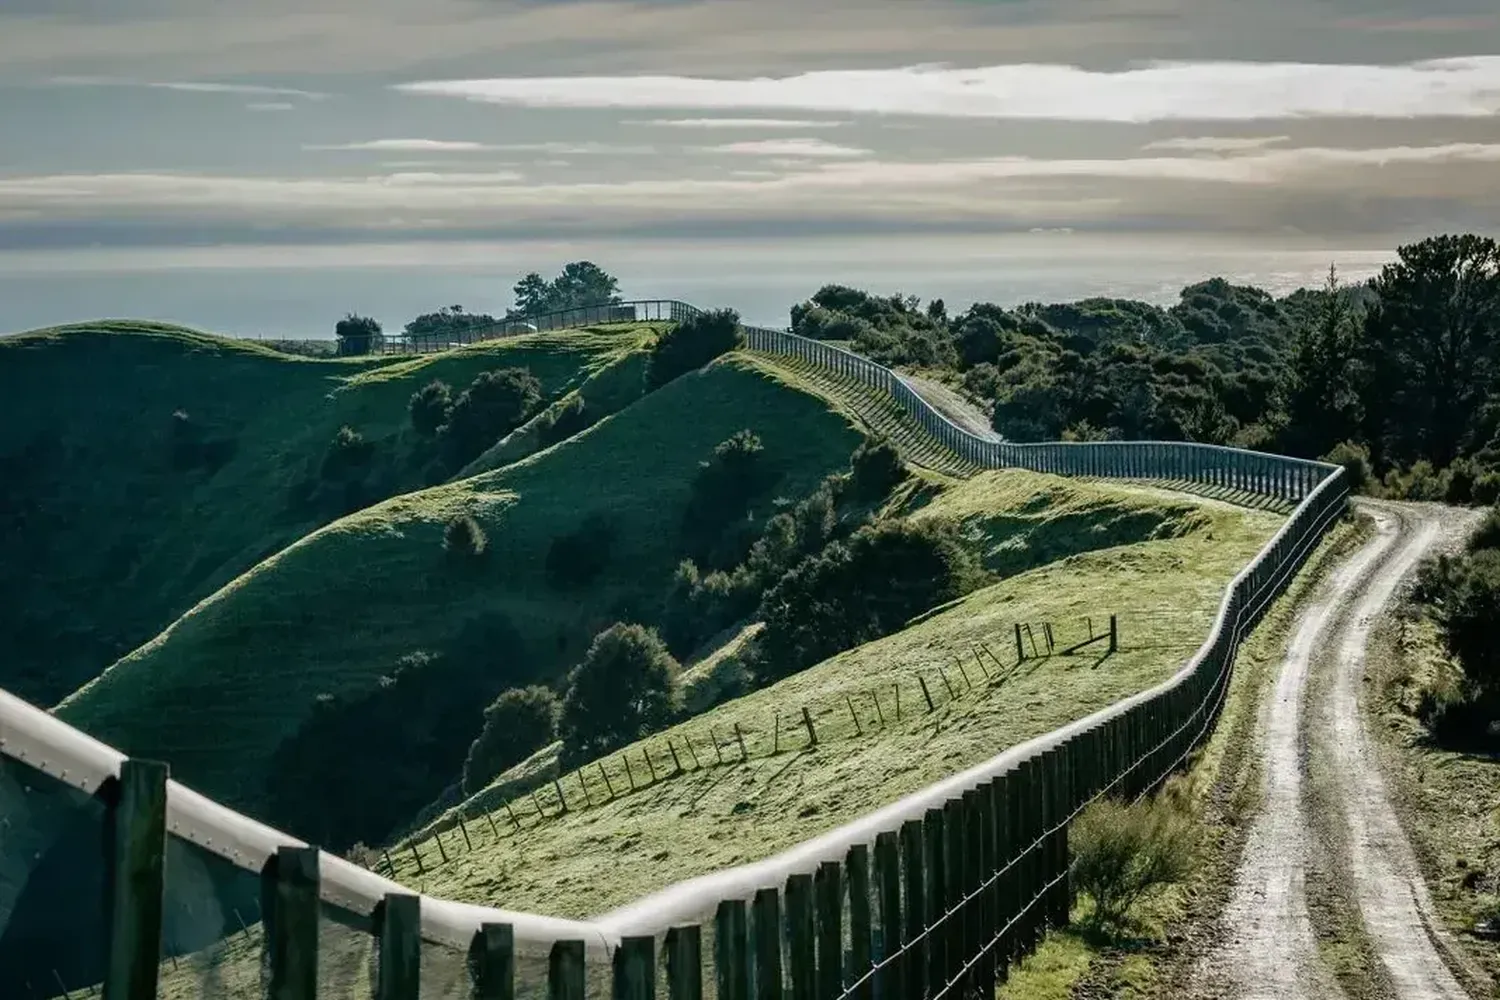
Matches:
[[321, 425, 375, 480], [409, 380, 453, 437], [545, 514, 615, 589], [444, 513, 488, 562], [462, 686, 558, 795], [1431, 549, 1500, 698], [682, 430, 776, 555], [335, 313, 383, 356], [1468, 506, 1500, 553], [1473, 472, 1500, 506], [538, 395, 593, 447], [1071, 796, 1201, 928], [1322, 440, 1372, 493], [558, 623, 680, 764], [646, 308, 744, 388], [444, 367, 543, 463], [848, 437, 906, 501], [751, 518, 981, 681]]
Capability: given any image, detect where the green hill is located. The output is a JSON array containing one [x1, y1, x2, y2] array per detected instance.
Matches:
[[0, 321, 650, 705], [56, 352, 867, 843]]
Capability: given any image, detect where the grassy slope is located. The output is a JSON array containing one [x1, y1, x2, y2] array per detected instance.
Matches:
[[377, 471, 1283, 918], [996, 512, 1371, 1000], [0, 321, 651, 706], [55, 353, 865, 819]]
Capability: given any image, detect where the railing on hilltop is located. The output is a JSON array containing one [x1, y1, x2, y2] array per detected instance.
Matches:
[[0, 300, 1345, 999], [381, 299, 698, 354]]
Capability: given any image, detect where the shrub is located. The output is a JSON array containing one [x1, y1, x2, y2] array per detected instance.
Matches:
[[462, 686, 558, 795], [1473, 472, 1500, 506], [848, 437, 906, 502], [682, 430, 773, 547], [444, 367, 543, 463], [751, 518, 981, 681], [409, 379, 453, 437], [545, 514, 616, 589], [1322, 440, 1372, 493], [321, 425, 374, 480], [559, 623, 680, 763], [646, 308, 744, 388], [1431, 549, 1500, 698], [1071, 796, 1201, 928], [1468, 506, 1500, 554], [335, 313, 383, 356], [1445, 458, 1480, 505], [443, 513, 488, 562], [538, 395, 593, 447]]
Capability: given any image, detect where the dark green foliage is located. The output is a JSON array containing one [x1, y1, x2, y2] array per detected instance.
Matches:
[[1361, 235, 1500, 467], [512, 261, 622, 317], [442, 367, 543, 463], [408, 380, 453, 437], [545, 514, 615, 588], [1468, 507, 1500, 554], [647, 308, 745, 388], [462, 685, 558, 795], [1322, 441, 1373, 493], [263, 627, 524, 849], [538, 395, 594, 447], [791, 286, 955, 368], [444, 513, 488, 562], [848, 437, 906, 502], [682, 430, 777, 561], [403, 305, 498, 345], [1276, 266, 1364, 458], [1072, 795, 1201, 929], [1416, 548, 1500, 748], [334, 313, 383, 356], [1430, 549, 1500, 697], [558, 623, 680, 764], [321, 425, 374, 480], [751, 518, 980, 681]]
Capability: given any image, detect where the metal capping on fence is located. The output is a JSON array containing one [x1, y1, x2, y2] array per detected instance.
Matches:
[[0, 300, 1348, 998]]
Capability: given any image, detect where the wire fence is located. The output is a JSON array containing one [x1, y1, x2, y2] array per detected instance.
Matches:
[[0, 297, 1348, 999]]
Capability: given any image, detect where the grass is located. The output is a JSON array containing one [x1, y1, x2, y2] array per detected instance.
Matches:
[[0, 320, 652, 706], [55, 352, 866, 821], [1368, 597, 1500, 989], [372, 471, 1283, 918], [993, 511, 1372, 999]]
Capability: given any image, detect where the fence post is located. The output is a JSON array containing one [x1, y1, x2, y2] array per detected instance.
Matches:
[[469, 923, 515, 1000], [786, 873, 816, 1000], [667, 926, 702, 1000], [973, 783, 995, 998], [263, 846, 320, 1000], [377, 892, 422, 1000], [716, 900, 750, 1000], [944, 797, 966, 989], [752, 888, 783, 1000], [549, 941, 586, 1000], [899, 819, 926, 997], [846, 845, 872, 1000], [924, 807, 947, 996], [104, 758, 169, 1000], [873, 833, 903, 1000], [616, 935, 656, 1000], [815, 861, 843, 1000]]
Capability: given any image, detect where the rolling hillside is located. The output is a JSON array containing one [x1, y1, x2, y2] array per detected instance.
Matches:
[[0, 322, 653, 707], [55, 352, 867, 845]]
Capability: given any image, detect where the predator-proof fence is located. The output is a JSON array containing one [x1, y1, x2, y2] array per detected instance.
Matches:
[[0, 303, 1345, 999]]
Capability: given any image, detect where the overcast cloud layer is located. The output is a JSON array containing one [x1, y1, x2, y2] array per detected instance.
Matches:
[[0, 0, 1497, 259]]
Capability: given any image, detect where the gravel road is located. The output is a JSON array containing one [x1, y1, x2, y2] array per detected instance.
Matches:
[[1198, 500, 1481, 1000]]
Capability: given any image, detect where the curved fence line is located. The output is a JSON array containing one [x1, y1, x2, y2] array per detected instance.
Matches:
[[0, 299, 1346, 990]]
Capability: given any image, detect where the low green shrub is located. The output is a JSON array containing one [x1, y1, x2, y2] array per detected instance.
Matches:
[[646, 308, 744, 388], [408, 379, 453, 437], [1071, 794, 1201, 929], [321, 425, 374, 480], [462, 686, 559, 795], [559, 623, 680, 765], [1321, 440, 1372, 493], [444, 513, 488, 562]]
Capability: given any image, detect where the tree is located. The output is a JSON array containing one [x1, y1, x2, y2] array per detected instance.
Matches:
[[408, 379, 453, 437], [462, 686, 558, 795], [335, 313, 383, 356], [1361, 234, 1500, 467], [403, 305, 498, 346], [1275, 265, 1364, 457], [646, 308, 744, 388], [848, 437, 906, 501], [558, 623, 679, 763], [443, 367, 543, 463], [511, 262, 622, 317]]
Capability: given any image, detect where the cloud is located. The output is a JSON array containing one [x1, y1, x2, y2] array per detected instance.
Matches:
[[305, 139, 500, 152], [1141, 136, 1290, 152], [46, 75, 330, 100], [706, 138, 872, 158], [395, 56, 1500, 121], [1336, 16, 1499, 34], [623, 118, 846, 129], [246, 101, 295, 112]]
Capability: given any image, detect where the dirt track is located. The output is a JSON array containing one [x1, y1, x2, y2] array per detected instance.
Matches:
[[1197, 500, 1481, 1000]]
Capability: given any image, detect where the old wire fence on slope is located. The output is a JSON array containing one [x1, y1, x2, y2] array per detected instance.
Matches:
[[0, 302, 1345, 999]]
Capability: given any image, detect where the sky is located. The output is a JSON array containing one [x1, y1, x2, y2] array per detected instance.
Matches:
[[1, 0, 1498, 336]]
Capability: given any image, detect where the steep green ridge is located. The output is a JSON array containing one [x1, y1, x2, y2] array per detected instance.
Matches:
[[381, 471, 1283, 917], [0, 321, 650, 706], [56, 353, 865, 829]]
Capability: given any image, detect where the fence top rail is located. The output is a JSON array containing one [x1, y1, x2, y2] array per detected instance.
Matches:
[[0, 293, 1344, 955]]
